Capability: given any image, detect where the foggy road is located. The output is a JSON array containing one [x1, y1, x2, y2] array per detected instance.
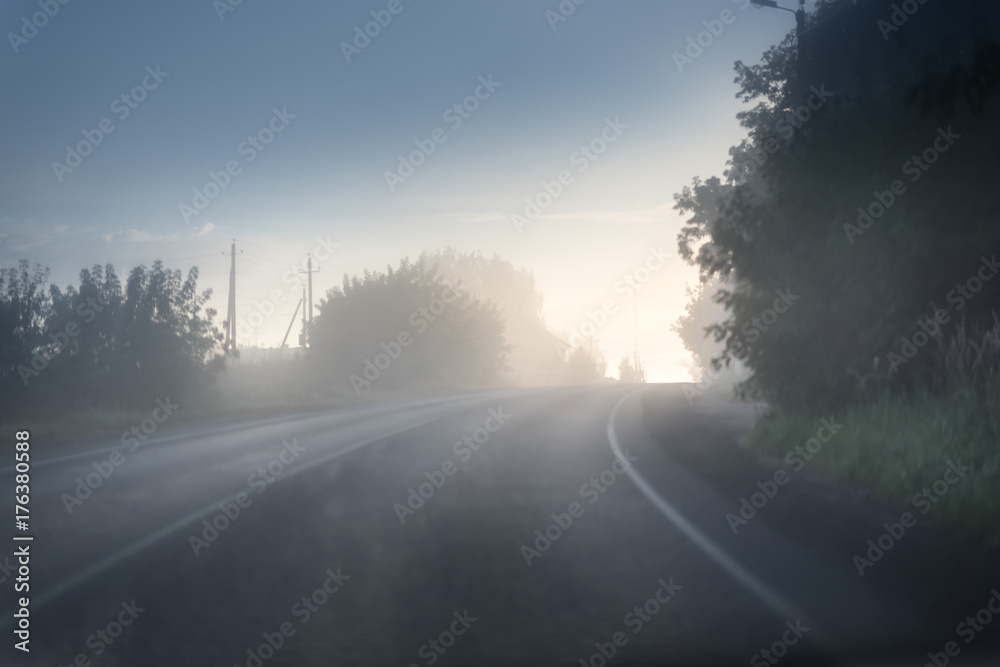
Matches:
[[3, 386, 998, 666], [6, 1, 1000, 665]]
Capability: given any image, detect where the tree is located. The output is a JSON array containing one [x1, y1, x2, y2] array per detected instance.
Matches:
[[672, 276, 742, 390], [419, 248, 565, 383], [1, 260, 224, 414], [564, 346, 606, 384], [618, 355, 634, 382], [109, 262, 224, 407], [674, 0, 1000, 407], [309, 257, 510, 394], [0, 261, 52, 409]]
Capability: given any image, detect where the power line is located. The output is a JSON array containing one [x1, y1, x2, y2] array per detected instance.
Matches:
[[153, 253, 221, 263], [241, 250, 287, 267], [0, 253, 220, 268], [240, 241, 306, 257], [239, 257, 285, 270]]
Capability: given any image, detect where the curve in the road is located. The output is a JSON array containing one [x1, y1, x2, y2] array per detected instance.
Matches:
[[605, 388, 837, 652]]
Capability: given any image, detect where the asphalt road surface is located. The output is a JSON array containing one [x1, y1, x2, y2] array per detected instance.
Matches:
[[2, 385, 998, 666]]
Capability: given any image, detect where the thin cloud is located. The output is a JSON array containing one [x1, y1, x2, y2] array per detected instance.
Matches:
[[438, 211, 508, 224], [191, 222, 215, 237], [103, 229, 179, 243]]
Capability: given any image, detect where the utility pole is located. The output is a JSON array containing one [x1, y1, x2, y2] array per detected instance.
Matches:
[[224, 239, 239, 355], [794, 0, 806, 102], [281, 297, 303, 349], [298, 253, 319, 348], [300, 286, 308, 348], [633, 293, 645, 383]]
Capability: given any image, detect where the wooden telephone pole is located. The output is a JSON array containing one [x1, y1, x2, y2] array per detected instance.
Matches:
[[298, 254, 319, 347], [224, 239, 239, 354]]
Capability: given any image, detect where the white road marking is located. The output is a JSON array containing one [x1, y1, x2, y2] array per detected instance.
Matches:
[[606, 389, 837, 650], [13, 387, 547, 617], [9, 395, 511, 618]]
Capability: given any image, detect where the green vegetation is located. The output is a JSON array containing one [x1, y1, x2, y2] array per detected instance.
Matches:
[[0, 249, 607, 440], [306, 250, 606, 395], [307, 256, 511, 395], [672, 276, 742, 390], [749, 386, 1000, 549], [672, 0, 1000, 548], [0, 260, 225, 418]]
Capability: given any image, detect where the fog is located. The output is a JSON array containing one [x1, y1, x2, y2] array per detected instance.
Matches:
[[2, 1, 1000, 665]]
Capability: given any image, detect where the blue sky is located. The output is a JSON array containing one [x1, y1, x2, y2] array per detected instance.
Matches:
[[0, 0, 813, 381]]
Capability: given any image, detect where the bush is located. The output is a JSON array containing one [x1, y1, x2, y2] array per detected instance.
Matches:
[[307, 258, 510, 395]]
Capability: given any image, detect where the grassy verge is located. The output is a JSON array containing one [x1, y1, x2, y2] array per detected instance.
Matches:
[[0, 394, 352, 444], [0, 380, 512, 444], [747, 386, 1000, 550]]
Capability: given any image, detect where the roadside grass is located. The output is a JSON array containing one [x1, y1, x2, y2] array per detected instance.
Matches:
[[0, 354, 509, 444], [747, 386, 1000, 551], [0, 406, 174, 444], [0, 358, 352, 443], [0, 394, 351, 445]]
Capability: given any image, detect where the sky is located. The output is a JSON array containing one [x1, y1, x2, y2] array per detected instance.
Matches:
[[0, 0, 814, 382]]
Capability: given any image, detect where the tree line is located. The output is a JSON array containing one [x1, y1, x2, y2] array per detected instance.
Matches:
[[0, 250, 609, 419], [0, 261, 223, 416], [673, 0, 1000, 408]]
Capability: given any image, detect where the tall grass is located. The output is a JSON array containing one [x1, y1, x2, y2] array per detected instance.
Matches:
[[748, 318, 1000, 550]]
